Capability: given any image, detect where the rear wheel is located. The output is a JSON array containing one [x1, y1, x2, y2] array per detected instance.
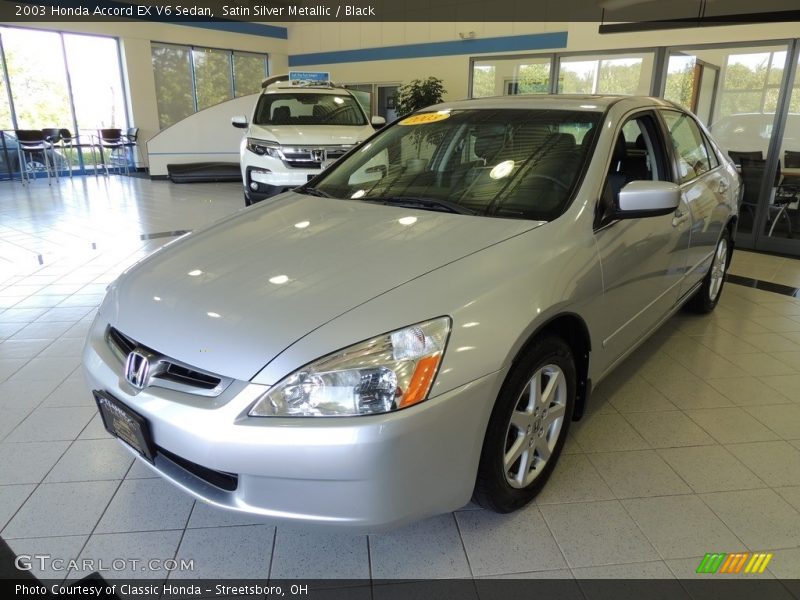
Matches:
[[474, 335, 575, 513], [687, 231, 730, 313]]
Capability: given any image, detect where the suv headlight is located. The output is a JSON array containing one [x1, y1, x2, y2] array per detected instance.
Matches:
[[249, 317, 451, 417], [246, 138, 281, 158]]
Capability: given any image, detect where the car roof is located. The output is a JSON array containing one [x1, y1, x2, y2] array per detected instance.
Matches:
[[262, 85, 351, 96], [427, 94, 676, 112]]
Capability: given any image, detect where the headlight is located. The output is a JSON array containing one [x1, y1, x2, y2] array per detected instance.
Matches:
[[249, 317, 451, 417], [246, 138, 281, 158]]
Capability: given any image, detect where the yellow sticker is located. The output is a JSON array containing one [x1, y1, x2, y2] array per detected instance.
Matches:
[[399, 112, 451, 125]]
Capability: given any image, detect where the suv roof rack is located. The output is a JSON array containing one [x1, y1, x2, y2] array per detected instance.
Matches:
[[260, 74, 344, 90]]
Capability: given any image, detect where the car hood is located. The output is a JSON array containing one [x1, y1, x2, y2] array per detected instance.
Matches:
[[248, 123, 373, 147], [110, 194, 542, 381]]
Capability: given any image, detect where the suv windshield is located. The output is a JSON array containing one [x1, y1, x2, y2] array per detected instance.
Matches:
[[254, 92, 367, 126], [310, 108, 601, 221]]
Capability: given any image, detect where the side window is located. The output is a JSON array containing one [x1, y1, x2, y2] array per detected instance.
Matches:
[[597, 112, 669, 228], [661, 110, 713, 183]]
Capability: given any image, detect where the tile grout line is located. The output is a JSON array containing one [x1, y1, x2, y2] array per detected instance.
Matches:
[[450, 511, 474, 579]]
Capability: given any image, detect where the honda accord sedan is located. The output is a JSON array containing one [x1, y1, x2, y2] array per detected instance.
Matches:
[[83, 95, 739, 530]]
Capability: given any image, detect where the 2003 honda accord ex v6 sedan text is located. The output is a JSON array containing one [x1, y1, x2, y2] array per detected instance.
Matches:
[[83, 95, 740, 531]]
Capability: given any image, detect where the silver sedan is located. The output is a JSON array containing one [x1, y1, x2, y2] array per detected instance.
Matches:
[[83, 95, 739, 530]]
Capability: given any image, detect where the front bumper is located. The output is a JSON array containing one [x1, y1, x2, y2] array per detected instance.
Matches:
[[82, 318, 500, 531], [243, 160, 321, 203]]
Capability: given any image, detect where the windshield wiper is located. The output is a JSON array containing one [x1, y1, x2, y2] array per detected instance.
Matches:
[[363, 196, 476, 215], [301, 186, 332, 198]]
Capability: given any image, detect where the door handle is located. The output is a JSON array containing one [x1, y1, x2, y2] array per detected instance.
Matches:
[[717, 179, 729, 194], [672, 208, 689, 227]]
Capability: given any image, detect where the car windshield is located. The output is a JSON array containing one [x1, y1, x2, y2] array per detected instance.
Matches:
[[253, 92, 367, 126], [310, 108, 602, 221]]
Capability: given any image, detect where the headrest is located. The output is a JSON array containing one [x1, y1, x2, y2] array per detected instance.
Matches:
[[273, 106, 291, 123]]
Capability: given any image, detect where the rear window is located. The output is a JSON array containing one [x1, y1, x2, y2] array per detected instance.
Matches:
[[254, 93, 367, 126]]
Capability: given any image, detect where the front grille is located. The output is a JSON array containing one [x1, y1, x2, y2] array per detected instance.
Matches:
[[157, 445, 238, 491], [108, 327, 135, 355], [106, 326, 232, 397], [161, 363, 220, 390], [280, 145, 351, 169], [286, 160, 321, 169]]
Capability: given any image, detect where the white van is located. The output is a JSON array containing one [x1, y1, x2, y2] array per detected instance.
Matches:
[[232, 74, 384, 205]]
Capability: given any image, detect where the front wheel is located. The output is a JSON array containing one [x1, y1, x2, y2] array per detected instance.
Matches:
[[687, 231, 730, 313], [474, 335, 576, 513]]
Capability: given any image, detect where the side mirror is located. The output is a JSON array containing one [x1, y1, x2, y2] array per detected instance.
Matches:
[[371, 115, 386, 129], [616, 180, 681, 219], [231, 116, 248, 129]]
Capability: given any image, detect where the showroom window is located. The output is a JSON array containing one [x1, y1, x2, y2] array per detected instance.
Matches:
[[469, 52, 652, 98], [233, 52, 268, 97], [557, 54, 652, 95], [0, 27, 127, 132], [151, 42, 268, 129], [471, 56, 553, 98]]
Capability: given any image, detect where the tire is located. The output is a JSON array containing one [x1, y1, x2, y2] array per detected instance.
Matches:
[[474, 335, 576, 513], [686, 230, 730, 314]]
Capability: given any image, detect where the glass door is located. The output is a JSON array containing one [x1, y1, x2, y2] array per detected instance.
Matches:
[[664, 43, 792, 250], [756, 40, 800, 255]]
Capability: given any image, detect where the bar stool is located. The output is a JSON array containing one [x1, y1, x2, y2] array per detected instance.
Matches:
[[56, 128, 97, 177], [14, 129, 57, 185], [94, 128, 130, 176]]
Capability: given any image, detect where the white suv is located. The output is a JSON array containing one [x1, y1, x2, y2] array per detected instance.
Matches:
[[233, 75, 384, 205]]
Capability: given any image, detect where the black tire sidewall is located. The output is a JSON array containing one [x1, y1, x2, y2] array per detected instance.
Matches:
[[475, 336, 576, 513]]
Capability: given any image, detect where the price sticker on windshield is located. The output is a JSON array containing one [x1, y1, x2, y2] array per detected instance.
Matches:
[[399, 112, 451, 125]]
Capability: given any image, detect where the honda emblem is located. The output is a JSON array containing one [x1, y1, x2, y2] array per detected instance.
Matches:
[[125, 350, 150, 390]]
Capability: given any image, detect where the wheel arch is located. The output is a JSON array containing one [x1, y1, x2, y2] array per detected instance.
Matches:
[[512, 312, 592, 421]]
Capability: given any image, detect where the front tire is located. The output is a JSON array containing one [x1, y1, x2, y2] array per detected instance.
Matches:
[[687, 231, 730, 313], [474, 335, 576, 513]]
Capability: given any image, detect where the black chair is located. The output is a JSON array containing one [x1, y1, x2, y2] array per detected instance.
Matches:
[[94, 128, 130, 176], [42, 128, 76, 177], [740, 158, 792, 238], [14, 129, 56, 185], [728, 150, 763, 166], [784, 150, 800, 186], [122, 127, 142, 169]]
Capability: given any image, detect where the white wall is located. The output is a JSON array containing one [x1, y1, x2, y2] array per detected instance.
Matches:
[[0, 21, 288, 157], [146, 93, 257, 176]]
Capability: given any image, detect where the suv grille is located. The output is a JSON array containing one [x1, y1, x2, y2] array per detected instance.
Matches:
[[106, 326, 233, 397], [280, 145, 351, 169]]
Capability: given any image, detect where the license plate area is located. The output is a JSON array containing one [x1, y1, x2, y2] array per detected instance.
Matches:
[[94, 390, 155, 463]]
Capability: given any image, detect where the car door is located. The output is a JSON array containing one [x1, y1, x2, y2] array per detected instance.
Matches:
[[659, 109, 728, 299], [592, 110, 692, 374]]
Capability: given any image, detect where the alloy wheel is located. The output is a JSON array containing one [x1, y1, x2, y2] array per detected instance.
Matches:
[[503, 364, 567, 489]]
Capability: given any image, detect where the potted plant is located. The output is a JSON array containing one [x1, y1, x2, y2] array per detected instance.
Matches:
[[395, 77, 447, 172]]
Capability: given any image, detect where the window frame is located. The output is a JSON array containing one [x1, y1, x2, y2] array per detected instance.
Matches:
[[658, 108, 721, 185], [595, 109, 673, 230]]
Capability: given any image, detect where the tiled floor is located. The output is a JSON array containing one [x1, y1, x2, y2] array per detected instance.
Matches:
[[1, 176, 800, 583]]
